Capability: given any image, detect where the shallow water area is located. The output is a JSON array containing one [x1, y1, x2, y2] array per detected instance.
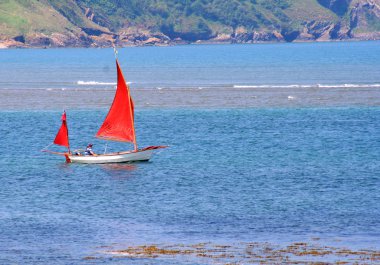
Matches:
[[1, 85, 380, 110]]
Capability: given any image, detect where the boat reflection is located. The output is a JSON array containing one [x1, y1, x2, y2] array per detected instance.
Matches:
[[100, 163, 139, 179], [101, 163, 137, 171]]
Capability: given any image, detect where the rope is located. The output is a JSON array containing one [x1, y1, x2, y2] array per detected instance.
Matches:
[[41, 143, 53, 151]]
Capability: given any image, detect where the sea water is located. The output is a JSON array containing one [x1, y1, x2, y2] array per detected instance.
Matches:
[[0, 42, 379, 264], [1, 41, 380, 89]]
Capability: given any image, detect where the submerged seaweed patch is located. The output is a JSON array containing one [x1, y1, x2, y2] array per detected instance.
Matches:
[[101, 241, 380, 264]]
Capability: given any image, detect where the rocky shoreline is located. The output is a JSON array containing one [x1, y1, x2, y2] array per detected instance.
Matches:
[[2, 32, 380, 49], [1, 0, 380, 48], [1, 25, 380, 49]]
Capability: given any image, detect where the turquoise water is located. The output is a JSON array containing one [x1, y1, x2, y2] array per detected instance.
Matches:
[[0, 42, 380, 263], [0, 108, 379, 263]]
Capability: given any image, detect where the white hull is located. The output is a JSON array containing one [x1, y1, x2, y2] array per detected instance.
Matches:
[[68, 149, 154, 164]]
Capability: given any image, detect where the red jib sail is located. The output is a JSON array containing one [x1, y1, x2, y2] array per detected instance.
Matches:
[[54, 111, 70, 149], [96, 60, 136, 149]]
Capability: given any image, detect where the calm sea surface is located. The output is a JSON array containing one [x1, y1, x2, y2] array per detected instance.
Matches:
[[0, 42, 379, 264], [0, 41, 380, 89]]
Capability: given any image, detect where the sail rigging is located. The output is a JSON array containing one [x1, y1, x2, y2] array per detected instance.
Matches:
[[96, 60, 137, 150]]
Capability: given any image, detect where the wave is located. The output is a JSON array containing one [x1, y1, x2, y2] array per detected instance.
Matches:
[[77, 81, 133, 86], [233, 84, 380, 89], [77, 81, 116, 85], [317, 84, 380, 88]]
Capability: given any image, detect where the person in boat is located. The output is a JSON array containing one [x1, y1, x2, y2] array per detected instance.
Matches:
[[84, 143, 95, 156]]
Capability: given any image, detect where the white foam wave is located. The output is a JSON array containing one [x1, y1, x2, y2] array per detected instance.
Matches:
[[77, 81, 132, 86], [234, 84, 380, 89], [317, 84, 380, 88], [77, 81, 116, 85]]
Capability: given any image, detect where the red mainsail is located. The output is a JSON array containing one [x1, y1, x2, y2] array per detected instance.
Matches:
[[96, 60, 136, 149], [54, 111, 70, 149]]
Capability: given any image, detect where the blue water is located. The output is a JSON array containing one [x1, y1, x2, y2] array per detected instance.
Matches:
[[0, 41, 380, 89], [0, 42, 380, 263], [0, 108, 379, 263]]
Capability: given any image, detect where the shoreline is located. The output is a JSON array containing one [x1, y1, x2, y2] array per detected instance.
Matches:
[[1, 86, 380, 110], [1, 38, 380, 49]]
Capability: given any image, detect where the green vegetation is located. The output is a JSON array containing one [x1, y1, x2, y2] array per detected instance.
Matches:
[[68, 0, 304, 39], [0, 0, 379, 44], [366, 12, 380, 32], [75, 0, 294, 32], [0, 0, 31, 35], [0, 0, 81, 36]]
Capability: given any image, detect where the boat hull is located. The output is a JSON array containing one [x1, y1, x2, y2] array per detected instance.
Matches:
[[68, 149, 154, 164]]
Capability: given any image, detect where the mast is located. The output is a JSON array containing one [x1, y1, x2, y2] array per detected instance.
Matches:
[[114, 47, 137, 151]]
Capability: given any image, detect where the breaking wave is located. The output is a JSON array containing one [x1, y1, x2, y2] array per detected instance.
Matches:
[[233, 84, 380, 89], [77, 81, 116, 85], [77, 81, 133, 86]]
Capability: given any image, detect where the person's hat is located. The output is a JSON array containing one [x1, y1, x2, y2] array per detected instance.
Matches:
[[87, 143, 93, 147]]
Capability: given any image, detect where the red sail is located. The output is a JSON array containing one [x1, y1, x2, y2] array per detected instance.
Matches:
[[54, 111, 70, 149], [96, 60, 136, 146]]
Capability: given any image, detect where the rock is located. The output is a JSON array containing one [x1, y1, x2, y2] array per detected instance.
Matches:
[[142, 37, 161, 45], [27, 33, 53, 47], [90, 33, 115, 47], [252, 31, 284, 42], [232, 32, 253, 43], [21, 32, 94, 48], [330, 22, 351, 39], [348, 0, 380, 38], [212, 33, 231, 42], [306, 21, 333, 39], [0, 38, 26, 48], [13, 35, 25, 43], [116, 28, 171, 46], [281, 28, 300, 42]]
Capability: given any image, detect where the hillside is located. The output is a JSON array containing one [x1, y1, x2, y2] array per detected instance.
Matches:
[[1, 0, 380, 47]]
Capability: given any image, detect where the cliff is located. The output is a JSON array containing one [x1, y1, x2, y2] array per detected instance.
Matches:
[[1, 0, 380, 48]]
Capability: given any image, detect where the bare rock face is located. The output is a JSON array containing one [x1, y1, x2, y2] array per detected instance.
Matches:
[[90, 33, 116, 47], [0, 37, 26, 48], [229, 27, 284, 43], [297, 21, 350, 41], [305, 21, 334, 39], [27, 34, 53, 47], [116, 28, 170, 46], [296, 0, 380, 41], [252, 31, 284, 42], [212, 33, 232, 42], [232, 32, 253, 43], [329, 22, 351, 39], [349, 0, 380, 38], [20, 32, 94, 48]]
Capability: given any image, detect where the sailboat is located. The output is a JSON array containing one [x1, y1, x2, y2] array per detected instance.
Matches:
[[44, 50, 166, 164]]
